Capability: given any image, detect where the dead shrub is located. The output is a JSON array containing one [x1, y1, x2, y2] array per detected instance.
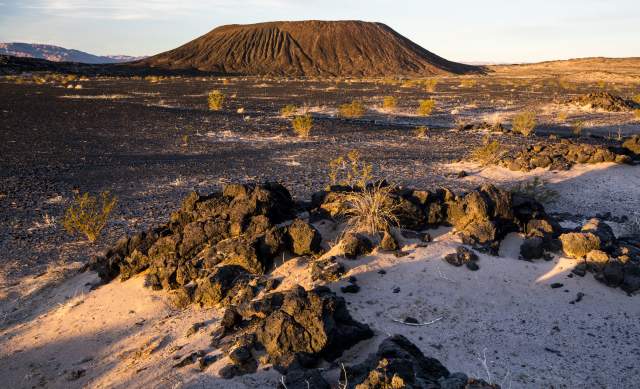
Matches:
[[340, 183, 399, 235], [328, 150, 373, 188], [417, 99, 435, 116], [512, 111, 537, 136], [207, 90, 224, 111], [339, 101, 366, 118], [291, 114, 313, 137], [280, 104, 297, 117], [382, 96, 397, 111], [471, 136, 504, 166]]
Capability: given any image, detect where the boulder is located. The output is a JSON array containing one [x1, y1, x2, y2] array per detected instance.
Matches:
[[380, 231, 399, 251], [341, 233, 374, 259], [520, 237, 545, 260], [559, 232, 601, 258], [623, 135, 640, 156], [581, 219, 616, 251], [288, 219, 322, 255]]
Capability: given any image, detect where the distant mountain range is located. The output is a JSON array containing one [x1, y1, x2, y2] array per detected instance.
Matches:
[[0, 42, 145, 64]]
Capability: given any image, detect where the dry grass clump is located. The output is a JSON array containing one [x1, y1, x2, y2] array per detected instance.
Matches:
[[291, 114, 313, 138], [340, 183, 399, 235], [471, 136, 504, 166], [557, 111, 568, 122], [512, 177, 559, 204], [572, 120, 586, 136], [424, 78, 439, 92], [328, 150, 373, 188], [208, 90, 224, 111], [415, 126, 429, 138], [63, 191, 117, 242], [512, 111, 537, 136], [459, 78, 477, 88], [280, 104, 297, 117], [634, 109, 640, 120], [339, 101, 366, 118], [632, 94, 640, 105], [416, 99, 435, 116], [382, 96, 398, 111]]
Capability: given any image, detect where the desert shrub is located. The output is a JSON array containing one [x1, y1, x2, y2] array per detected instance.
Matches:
[[634, 109, 640, 120], [417, 99, 435, 116], [424, 78, 439, 92], [340, 183, 399, 235], [415, 126, 429, 138], [280, 104, 297, 117], [339, 100, 366, 118], [557, 111, 568, 122], [572, 120, 585, 136], [208, 90, 224, 111], [328, 150, 373, 188], [459, 78, 477, 88], [291, 114, 313, 137], [633, 94, 640, 105], [471, 136, 504, 166], [382, 96, 397, 111], [63, 191, 117, 242], [512, 111, 537, 136], [512, 177, 559, 204]]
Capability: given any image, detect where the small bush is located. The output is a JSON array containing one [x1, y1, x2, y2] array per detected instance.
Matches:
[[382, 96, 397, 111], [339, 101, 366, 118], [415, 126, 429, 138], [572, 120, 585, 136], [557, 111, 568, 122], [280, 104, 297, 117], [291, 114, 313, 137], [424, 78, 439, 92], [471, 137, 504, 166], [459, 78, 477, 88], [63, 191, 117, 242], [633, 94, 640, 105], [512, 111, 537, 136], [207, 90, 224, 111], [417, 99, 435, 116], [328, 150, 373, 188], [634, 109, 640, 120], [340, 183, 399, 235], [512, 177, 559, 204]]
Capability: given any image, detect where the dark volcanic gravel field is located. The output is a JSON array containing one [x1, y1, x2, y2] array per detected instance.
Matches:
[[0, 76, 636, 283]]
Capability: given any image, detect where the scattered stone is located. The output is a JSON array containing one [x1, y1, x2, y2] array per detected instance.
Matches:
[[287, 219, 322, 256], [380, 230, 399, 251], [279, 367, 330, 389], [550, 283, 564, 289], [310, 256, 345, 282], [341, 283, 360, 294], [341, 233, 373, 259], [444, 246, 479, 268], [65, 369, 86, 381], [198, 354, 221, 371], [173, 351, 206, 368]]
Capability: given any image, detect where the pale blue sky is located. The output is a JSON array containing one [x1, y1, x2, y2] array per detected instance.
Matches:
[[0, 0, 638, 63]]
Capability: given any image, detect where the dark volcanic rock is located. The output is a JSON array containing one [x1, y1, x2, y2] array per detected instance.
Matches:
[[567, 92, 638, 112], [287, 219, 322, 256], [341, 233, 374, 259], [345, 335, 499, 389]]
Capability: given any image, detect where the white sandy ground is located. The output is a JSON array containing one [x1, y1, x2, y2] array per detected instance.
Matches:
[[1, 162, 639, 388]]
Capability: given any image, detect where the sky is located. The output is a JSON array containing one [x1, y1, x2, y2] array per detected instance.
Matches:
[[0, 0, 638, 63]]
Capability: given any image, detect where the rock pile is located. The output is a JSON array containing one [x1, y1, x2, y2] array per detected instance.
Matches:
[[91, 183, 323, 306], [313, 183, 559, 255], [623, 135, 640, 156], [214, 285, 373, 377], [344, 335, 499, 389], [565, 92, 639, 112], [498, 139, 631, 172], [559, 219, 640, 294]]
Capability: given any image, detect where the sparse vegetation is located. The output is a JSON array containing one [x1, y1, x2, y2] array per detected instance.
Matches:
[[633, 94, 640, 105], [572, 120, 585, 136], [207, 90, 225, 111], [63, 191, 117, 242], [339, 100, 366, 118], [328, 150, 373, 188], [424, 78, 438, 92], [415, 126, 429, 138], [634, 109, 640, 120], [280, 104, 297, 117], [340, 183, 399, 235], [291, 114, 313, 137], [382, 96, 397, 111], [512, 111, 537, 136], [416, 99, 435, 116], [512, 177, 559, 204], [471, 136, 504, 166], [557, 111, 568, 122], [459, 78, 477, 88]]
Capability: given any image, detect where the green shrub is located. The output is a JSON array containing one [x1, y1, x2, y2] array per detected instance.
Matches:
[[512, 111, 537, 136], [417, 99, 435, 116], [339, 101, 365, 118], [207, 90, 224, 111], [291, 114, 313, 137], [280, 104, 297, 117], [63, 191, 117, 242]]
